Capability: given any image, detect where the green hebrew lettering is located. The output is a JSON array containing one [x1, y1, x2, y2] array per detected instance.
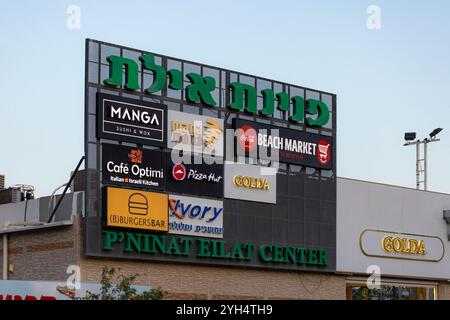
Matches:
[[185, 73, 217, 106], [305, 99, 330, 126], [168, 69, 183, 90], [259, 89, 275, 116], [289, 96, 304, 122], [104, 56, 140, 90], [139, 53, 167, 93], [229, 82, 257, 114], [276, 92, 289, 111]]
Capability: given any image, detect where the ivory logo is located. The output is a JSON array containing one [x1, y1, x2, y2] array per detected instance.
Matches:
[[168, 194, 224, 239]]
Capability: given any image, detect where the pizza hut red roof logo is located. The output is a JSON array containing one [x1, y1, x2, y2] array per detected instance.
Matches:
[[172, 163, 187, 181], [317, 140, 331, 165], [237, 124, 257, 153]]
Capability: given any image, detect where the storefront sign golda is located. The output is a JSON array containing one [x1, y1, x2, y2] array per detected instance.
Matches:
[[233, 175, 270, 190], [360, 229, 444, 262], [381, 236, 426, 256], [103, 53, 330, 127]]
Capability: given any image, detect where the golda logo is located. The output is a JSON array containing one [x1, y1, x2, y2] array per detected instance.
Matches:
[[169, 198, 222, 222], [317, 140, 330, 165]]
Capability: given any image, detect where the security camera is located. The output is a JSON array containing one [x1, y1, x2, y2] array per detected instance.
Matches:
[[443, 210, 450, 223]]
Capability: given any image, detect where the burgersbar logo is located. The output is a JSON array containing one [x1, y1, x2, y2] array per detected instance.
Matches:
[[171, 118, 223, 151]]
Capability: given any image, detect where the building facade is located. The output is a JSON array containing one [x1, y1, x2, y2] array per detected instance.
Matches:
[[1, 39, 449, 300]]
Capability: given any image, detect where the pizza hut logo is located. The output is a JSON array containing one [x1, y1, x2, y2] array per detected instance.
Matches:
[[172, 164, 187, 181], [128, 149, 143, 164], [237, 125, 257, 153], [317, 140, 330, 165]]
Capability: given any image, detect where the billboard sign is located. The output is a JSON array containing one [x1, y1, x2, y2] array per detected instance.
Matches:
[[102, 143, 165, 190], [166, 154, 224, 198], [233, 118, 332, 169], [224, 161, 277, 204], [97, 93, 166, 146], [104, 186, 169, 232], [167, 110, 224, 156], [168, 194, 224, 238], [84, 39, 337, 273]]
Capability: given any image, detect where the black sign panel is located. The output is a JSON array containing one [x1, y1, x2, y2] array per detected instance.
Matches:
[[102, 143, 166, 190], [97, 93, 166, 146], [233, 119, 333, 170], [166, 153, 224, 198]]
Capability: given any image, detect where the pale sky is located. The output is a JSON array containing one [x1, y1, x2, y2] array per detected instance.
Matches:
[[1, 0, 449, 196]]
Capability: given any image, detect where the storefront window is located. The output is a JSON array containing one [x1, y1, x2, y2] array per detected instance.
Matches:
[[346, 282, 437, 300]]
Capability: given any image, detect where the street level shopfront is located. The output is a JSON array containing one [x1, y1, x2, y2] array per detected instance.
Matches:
[[338, 178, 450, 300]]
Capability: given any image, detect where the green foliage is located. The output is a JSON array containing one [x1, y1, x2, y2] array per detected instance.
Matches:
[[82, 266, 163, 300]]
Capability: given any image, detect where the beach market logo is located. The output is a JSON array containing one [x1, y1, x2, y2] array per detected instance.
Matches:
[[237, 125, 257, 153], [102, 53, 330, 127], [317, 140, 330, 165]]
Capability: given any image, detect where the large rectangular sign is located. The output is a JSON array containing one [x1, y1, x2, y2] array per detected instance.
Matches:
[[168, 110, 224, 156], [97, 93, 166, 146], [102, 143, 165, 190], [233, 119, 332, 169], [85, 39, 337, 273], [224, 161, 277, 204], [168, 194, 224, 238], [105, 186, 168, 232], [166, 154, 224, 198]]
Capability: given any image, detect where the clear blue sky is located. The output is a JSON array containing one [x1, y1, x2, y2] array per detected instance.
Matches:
[[1, 1, 450, 196]]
